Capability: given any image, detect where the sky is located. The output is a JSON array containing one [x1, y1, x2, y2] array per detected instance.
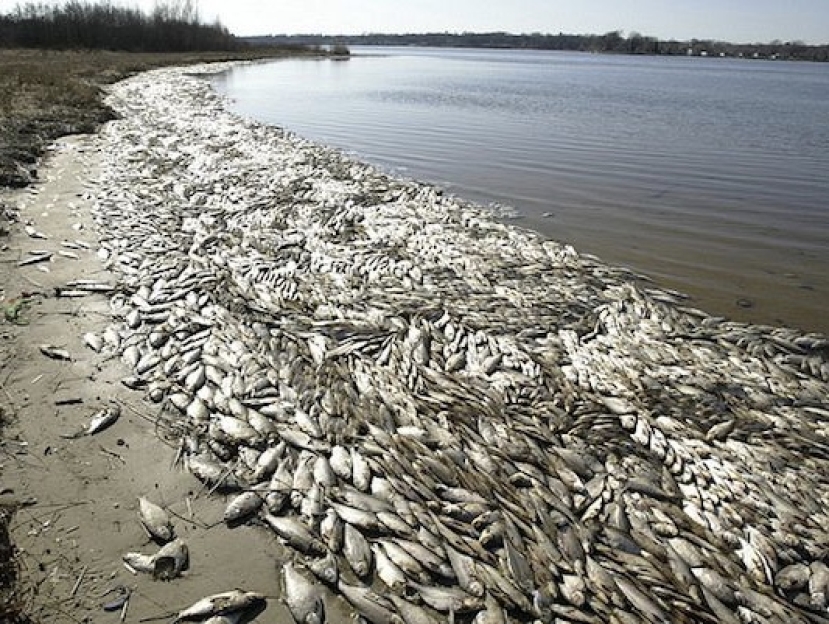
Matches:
[[1, 0, 827, 44]]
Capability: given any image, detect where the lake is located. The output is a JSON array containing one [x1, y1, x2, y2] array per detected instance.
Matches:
[[212, 47, 829, 334]]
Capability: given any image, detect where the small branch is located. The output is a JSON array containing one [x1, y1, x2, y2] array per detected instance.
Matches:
[[70, 564, 87, 597]]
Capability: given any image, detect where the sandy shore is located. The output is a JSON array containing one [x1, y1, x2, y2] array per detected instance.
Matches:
[[1, 62, 829, 624], [0, 136, 293, 623]]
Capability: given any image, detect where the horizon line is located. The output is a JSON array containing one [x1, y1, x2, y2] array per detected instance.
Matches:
[[243, 30, 827, 48]]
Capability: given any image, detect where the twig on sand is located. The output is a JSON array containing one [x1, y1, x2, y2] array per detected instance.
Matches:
[[119, 591, 130, 623], [138, 612, 176, 623], [99, 445, 126, 464], [69, 564, 87, 597], [164, 504, 211, 530]]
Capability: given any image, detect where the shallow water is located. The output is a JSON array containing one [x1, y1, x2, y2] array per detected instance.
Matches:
[[213, 48, 829, 334]]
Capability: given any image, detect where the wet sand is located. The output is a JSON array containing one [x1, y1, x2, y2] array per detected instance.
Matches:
[[0, 137, 290, 623]]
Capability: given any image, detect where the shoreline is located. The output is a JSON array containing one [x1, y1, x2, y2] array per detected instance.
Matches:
[[2, 62, 829, 623], [212, 53, 829, 337], [0, 135, 288, 623]]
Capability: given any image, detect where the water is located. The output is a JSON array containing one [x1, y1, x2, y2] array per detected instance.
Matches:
[[212, 48, 829, 334]]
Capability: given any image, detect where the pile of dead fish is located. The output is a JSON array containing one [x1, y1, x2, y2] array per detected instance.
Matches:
[[83, 63, 829, 623]]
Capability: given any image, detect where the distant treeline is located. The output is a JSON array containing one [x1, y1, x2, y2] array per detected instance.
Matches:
[[0, 1, 241, 51], [250, 31, 829, 62]]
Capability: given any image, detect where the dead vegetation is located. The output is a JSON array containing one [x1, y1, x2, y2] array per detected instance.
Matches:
[[0, 48, 321, 188], [1, 402, 29, 624]]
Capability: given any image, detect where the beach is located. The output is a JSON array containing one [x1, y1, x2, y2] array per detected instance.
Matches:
[[1, 62, 829, 623], [0, 134, 290, 623]]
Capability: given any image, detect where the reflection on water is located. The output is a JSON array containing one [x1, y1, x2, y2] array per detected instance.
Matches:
[[213, 48, 829, 334]]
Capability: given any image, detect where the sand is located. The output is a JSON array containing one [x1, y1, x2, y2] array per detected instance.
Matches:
[[0, 136, 291, 623]]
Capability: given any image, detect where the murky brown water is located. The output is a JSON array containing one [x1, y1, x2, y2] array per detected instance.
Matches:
[[214, 48, 829, 334]]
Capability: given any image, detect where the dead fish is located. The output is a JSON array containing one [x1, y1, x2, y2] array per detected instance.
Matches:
[[121, 376, 148, 390], [445, 543, 485, 597], [175, 589, 266, 622], [809, 561, 829, 609], [86, 404, 121, 435], [330, 501, 382, 532], [351, 448, 371, 491], [283, 561, 325, 624], [61, 404, 121, 439], [343, 522, 373, 578], [775, 563, 811, 591], [375, 539, 428, 581], [197, 614, 245, 624], [388, 594, 441, 624], [336, 580, 401, 624], [278, 427, 329, 452], [393, 539, 453, 579], [262, 512, 326, 555], [409, 582, 483, 613], [55, 286, 89, 299], [372, 543, 407, 592], [320, 508, 344, 552], [612, 575, 668, 622], [101, 585, 131, 612], [18, 251, 52, 266], [39, 344, 71, 360], [308, 551, 339, 585], [65, 279, 112, 292], [224, 490, 264, 524], [122, 551, 156, 575], [138, 496, 174, 543], [560, 573, 586, 607], [705, 419, 736, 442], [82, 332, 104, 352], [188, 454, 240, 490], [330, 445, 352, 480], [153, 538, 189, 581], [24, 224, 47, 239], [252, 445, 283, 481]]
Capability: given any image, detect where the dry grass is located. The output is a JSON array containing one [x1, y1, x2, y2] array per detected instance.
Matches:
[[1, 401, 28, 624], [0, 48, 318, 187]]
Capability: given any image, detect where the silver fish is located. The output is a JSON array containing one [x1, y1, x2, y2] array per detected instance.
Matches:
[[122, 551, 156, 575], [138, 496, 174, 543], [388, 595, 441, 624], [175, 589, 266, 622], [86, 404, 121, 435], [343, 522, 372, 578], [336, 581, 401, 624], [409, 582, 483, 613], [372, 543, 407, 591], [262, 512, 326, 556], [308, 551, 339, 586], [154, 538, 189, 580], [283, 562, 325, 624], [223, 490, 264, 524]]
